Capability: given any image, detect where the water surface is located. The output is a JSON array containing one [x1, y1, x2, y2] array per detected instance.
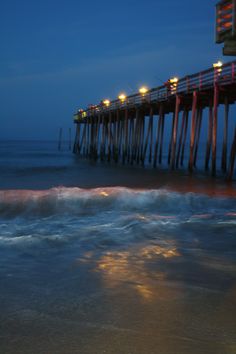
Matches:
[[0, 141, 236, 354]]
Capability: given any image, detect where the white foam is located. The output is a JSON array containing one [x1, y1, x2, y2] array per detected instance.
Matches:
[[0, 186, 235, 219]]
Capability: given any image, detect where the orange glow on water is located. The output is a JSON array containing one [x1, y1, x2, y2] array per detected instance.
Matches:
[[91, 243, 181, 301], [100, 191, 109, 197]]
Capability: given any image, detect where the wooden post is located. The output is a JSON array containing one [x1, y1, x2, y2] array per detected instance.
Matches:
[[128, 118, 134, 163], [58, 127, 62, 151], [131, 109, 139, 164], [189, 91, 198, 172], [77, 124, 82, 154], [73, 124, 80, 154], [205, 101, 213, 170], [94, 114, 101, 160], [100, 115, 105, 160], [149, 108, 154, 163], [69, 128, 72, 151], [180, 110, 189, 166], [79, 123, 83, 154], [83, 121, 87, 155], [118, 116, 123, 159], [122, 109, 128, 164], [108, 112, 112, 162], [159, 111, 165, 165], [114, 111, 119, 162], [227, 127, 236, 180], [85, 120, 89, 156], [176, 110, 186, 168], [136, 111, 142, 164], [171, 95, 181, 170], [168, 113, 175, 165], [212, 84, 219, 176], [139, 114, 145, 165], [104, 118, 110, 158], [143, 107, 153, 165], [153, 106, 163, 167], [81, 123, 86, 155], [112, 112, 117, 161], [90, 117, 94, 158], [193, 107, 203, 168], [117, 117, 121, 159], [221, 96, 229, 172]]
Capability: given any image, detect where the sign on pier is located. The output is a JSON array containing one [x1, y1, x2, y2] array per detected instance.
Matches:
[[216, 0, 236, 55]]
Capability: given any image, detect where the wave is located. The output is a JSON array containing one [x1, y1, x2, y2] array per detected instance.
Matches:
[[0, 187, 235, 219]]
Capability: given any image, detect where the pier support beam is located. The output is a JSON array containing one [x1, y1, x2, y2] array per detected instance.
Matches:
[[205, 101, 213, 171], [171, 95, 181, 170], [122, 109, 128, 164], [189, 91, 198, 172], [159, 112, 165, 165], [149, 109, 154, 164], [153, 106, 163, 168], [73, 124, 80, 154], [180, 110, 189, 166], [227, 127, 236, 180], [176, 110, 186, 169], [212, 84, 219, 177], [221, 96, 229, 173], [168, 113, 175, 165], [100, 115, 105, 160], [193, 107, 203, 168], [143, 107, 153, 165], [107, 112, 112, 162]]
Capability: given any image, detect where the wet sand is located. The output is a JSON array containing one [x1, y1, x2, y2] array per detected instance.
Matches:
[[1, 237, 236, 354]]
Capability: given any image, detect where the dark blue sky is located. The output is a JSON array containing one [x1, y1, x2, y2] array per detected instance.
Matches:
[[0, 0, 228, 140]]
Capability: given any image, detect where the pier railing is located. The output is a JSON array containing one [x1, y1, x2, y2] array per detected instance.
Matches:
[[74, 60, 236, 120]]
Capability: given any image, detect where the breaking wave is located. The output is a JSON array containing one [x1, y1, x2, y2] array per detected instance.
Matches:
[[0, 187, 235, 219]]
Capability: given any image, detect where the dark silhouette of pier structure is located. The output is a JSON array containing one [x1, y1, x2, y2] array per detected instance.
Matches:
[[73, 60, 236, 179]]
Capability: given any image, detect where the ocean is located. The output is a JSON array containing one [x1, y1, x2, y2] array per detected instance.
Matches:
[[0, 140, 236, 354]]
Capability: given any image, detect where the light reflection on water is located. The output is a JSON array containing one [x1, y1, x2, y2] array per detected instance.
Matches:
[[75, 243, 181, 301]]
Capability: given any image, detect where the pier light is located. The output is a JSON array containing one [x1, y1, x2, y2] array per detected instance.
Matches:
[[213, 61, 223, 68], [169, 77, 179, 84], [118, 93, 127, 102], [139, 86, 149, 95], [213, 61, 223, 83], [213, 61, 223, 79], [169, 77, 179, 94], [103, 99, 110, 107]]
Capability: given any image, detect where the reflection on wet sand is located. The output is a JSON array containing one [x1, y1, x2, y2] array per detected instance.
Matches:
[[79, 243, 181, 301]]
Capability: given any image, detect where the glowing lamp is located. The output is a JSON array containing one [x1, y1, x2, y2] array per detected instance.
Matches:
[[118, 93, 127, 101], [169, 77, 179, 84], [103, 99, 110, 107], [213, 61, 223, 68], [139, 86, 148, 95]]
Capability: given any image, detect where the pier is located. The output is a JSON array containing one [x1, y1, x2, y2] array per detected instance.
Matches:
[[73, 60, 236, 180]]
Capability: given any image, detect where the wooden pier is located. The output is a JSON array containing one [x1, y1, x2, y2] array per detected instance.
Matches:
[[73, 60, 236, 180]]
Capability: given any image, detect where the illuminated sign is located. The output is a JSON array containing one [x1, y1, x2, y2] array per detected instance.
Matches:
[[216, 0, 235, 42], [216, 0, 236, 55]]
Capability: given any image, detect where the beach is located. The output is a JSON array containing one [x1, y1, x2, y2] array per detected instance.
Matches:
[[0, 141, 236, 354]]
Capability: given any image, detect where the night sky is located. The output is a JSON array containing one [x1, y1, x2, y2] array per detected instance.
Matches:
[[0, 1, 229, 140]]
